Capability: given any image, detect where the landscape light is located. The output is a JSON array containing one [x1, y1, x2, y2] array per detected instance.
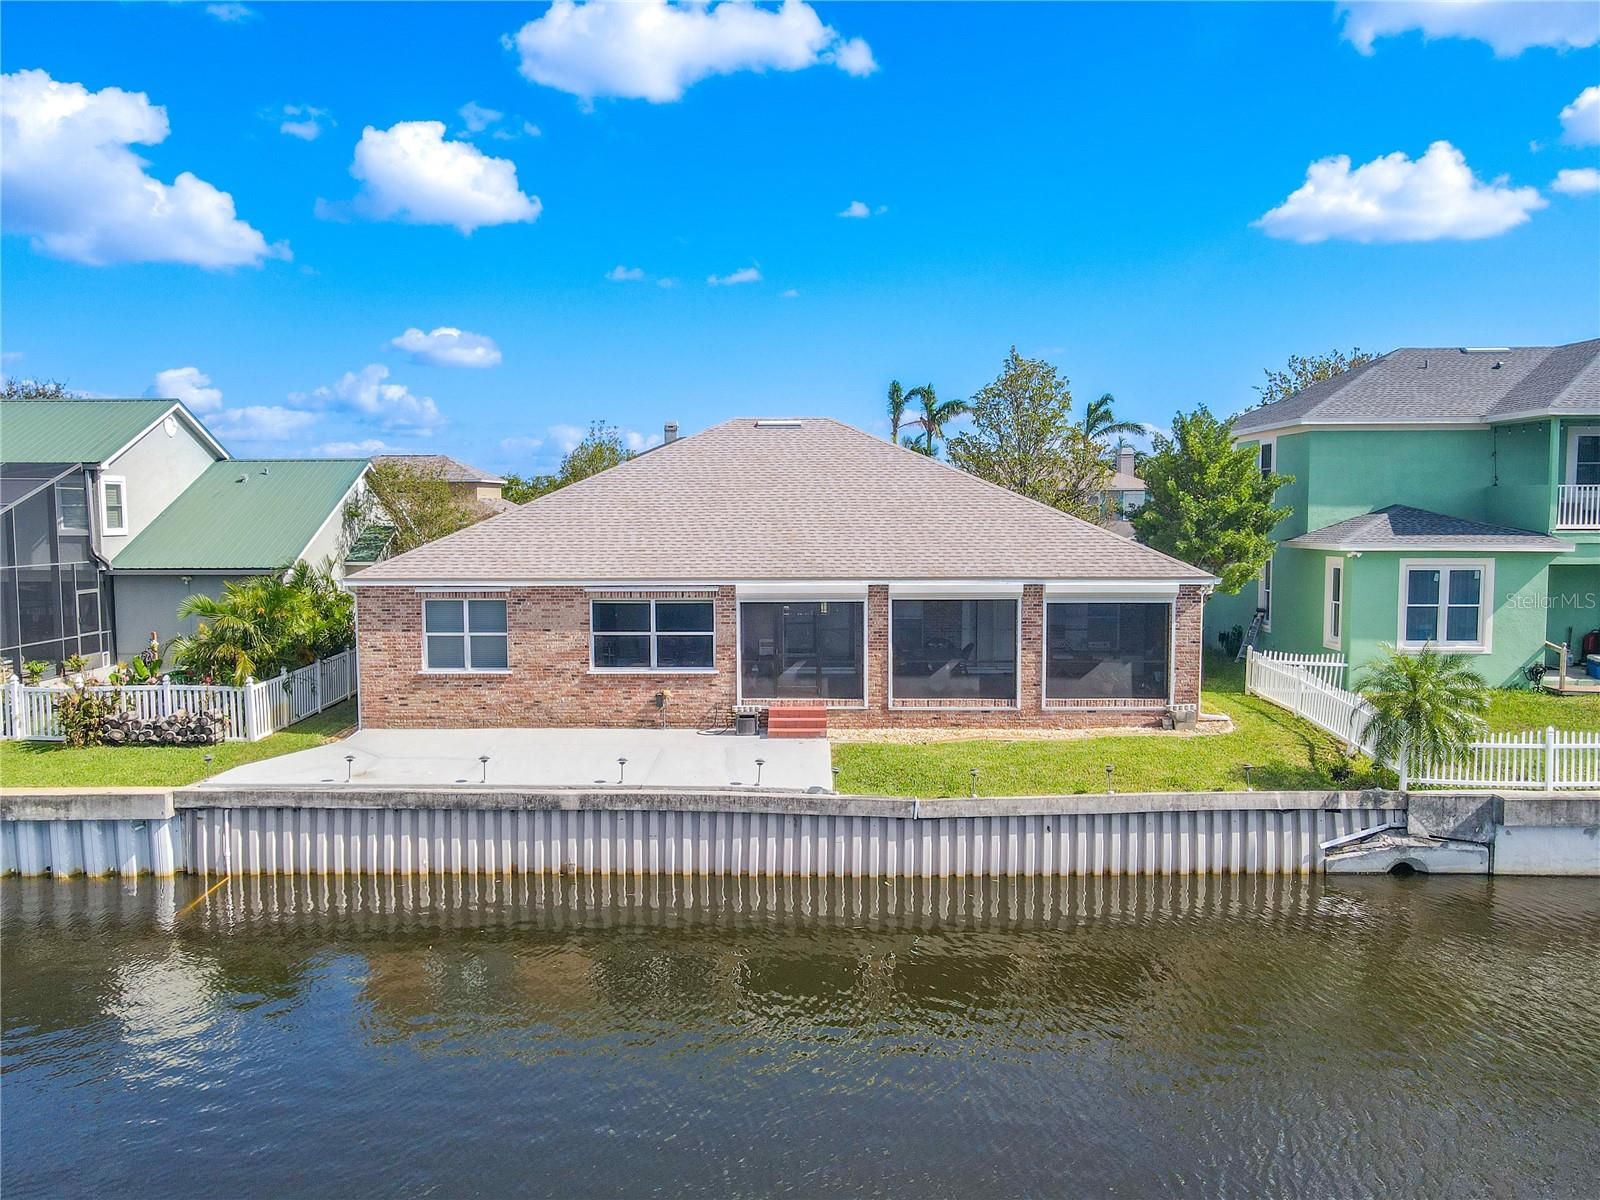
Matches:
[[1243, 763, 1255, 791], [618, 757, 627, 785], [754, 758, 765, 786], [479, 754, 490, 783], [969, 767, 979, 798], [344, 753, 355, 782], [1105, 764, 1115, 794]]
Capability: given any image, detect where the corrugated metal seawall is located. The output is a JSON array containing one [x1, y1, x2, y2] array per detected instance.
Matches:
[[1, 805, 1397, 879]]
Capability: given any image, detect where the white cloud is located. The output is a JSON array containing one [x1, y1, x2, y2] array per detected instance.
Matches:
[[778, 287, 799, 298], [707, 265, 761, 285], [325, 120, 541, 234], [389, 326, 503, 368], [315, 438, 391, 456], [548, 423, 586, 452], [211, 406, 317, 443], [1560, 85, 1600, 146], [328, 364, 443, 432], [522, 120, 543, 137], [838, 200, 870, 218], [506, 0, 878, 103], [205, 3, 256, 22], [459, 100, 503, 133], [1552, 167, 1600, 195], [656, 276, 678, 288], [0, 69, 288, 268], [1256, 140, 1546, 243], [621, 428, 662, 453], [1337, 1, 1599, 56], [147, 366, 223, 414], [606, 264, 646, 281], [279, 104, 330, 141], [500, 435, 545, 454]]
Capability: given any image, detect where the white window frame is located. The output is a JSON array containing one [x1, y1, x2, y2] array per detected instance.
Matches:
[[1322, 557, 1343, 651], [589, 598, 717, 674], [1565, 425, 1600, 485], [887, 594, 1021, 711], [1257, 437, 1276, 478], [1397, 558, 1494, 655], [420, 598, 510, 674], [99, 475, 128, 536], [1257, 557, 1272, 632]]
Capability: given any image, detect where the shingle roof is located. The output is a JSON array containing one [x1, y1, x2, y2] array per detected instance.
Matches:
[[372, 453, 505, 485], [1285, 505, 1574, 553], [1231, 339, 1600, 436], [352, 417, 1213, 584], [112, 459, 368, 571], [0, 398, 222, 465]]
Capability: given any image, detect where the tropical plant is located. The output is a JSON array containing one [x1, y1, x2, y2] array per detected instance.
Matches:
[[1251, 348, 1379, 409], [1132, 406, 1291, 593], [128, 631, 164, 682], [886, 380, 907, 446], [55, 675, 122, 747], [1081, 393, 1144, 445], [22, 660, 48, 685], [903, 384, 967, 457], [1354, 644, 1489, 771], [171, 563, 352, 686], [61, 653, 87, 677], [946, 348, 1109, 519]]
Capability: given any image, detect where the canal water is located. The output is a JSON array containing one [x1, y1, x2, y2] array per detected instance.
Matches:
[[3, 874, 1597, 1198]]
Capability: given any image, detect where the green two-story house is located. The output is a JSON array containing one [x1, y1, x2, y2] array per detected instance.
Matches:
[[1205, 339, 1599, 688]]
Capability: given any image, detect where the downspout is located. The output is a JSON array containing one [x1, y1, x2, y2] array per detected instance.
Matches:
[[86, 465, 118, 664]]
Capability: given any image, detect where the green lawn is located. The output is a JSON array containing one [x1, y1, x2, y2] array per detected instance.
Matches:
[[0, 701, 356, 790], [832, 655, 1389, 798], [1483, 687, 1600, 733]]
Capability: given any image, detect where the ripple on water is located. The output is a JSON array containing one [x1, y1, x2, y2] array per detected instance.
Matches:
[[3, 874, 1598, 1199]]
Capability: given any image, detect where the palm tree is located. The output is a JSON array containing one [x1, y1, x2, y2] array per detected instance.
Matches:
[[1082, 392, 1144, 445], [171, 564, 352, 685], [1354, 643, 1489, 775], [886, 380, 907, 445], [904, 384, 967, 457]]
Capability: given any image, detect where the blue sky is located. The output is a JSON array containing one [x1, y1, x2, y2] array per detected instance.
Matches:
[[2, 1, 1597, 473]]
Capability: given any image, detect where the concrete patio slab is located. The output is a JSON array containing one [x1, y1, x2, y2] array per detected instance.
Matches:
[[203, 728, 834, 792]]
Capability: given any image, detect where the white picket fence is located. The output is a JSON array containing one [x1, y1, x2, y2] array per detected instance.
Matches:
[[1245, 648, 1600, 792], [2, 649, 355, 744]]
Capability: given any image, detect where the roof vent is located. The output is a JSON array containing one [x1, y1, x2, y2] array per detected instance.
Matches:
[[754, 419, 802, 428], [236, 474, 248, 484]]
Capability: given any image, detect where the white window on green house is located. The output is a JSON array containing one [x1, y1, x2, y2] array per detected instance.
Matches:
[[100, 477, 127, 535], [1399, 560, 1491, 653], [1323, 558, 1342, 650], [591, 599, 715, 671], [423, 598, 508, 671], [1568, 427, 1600, 485], [1258, 439, 1274, 478], [1258, 559, 1272, 631]]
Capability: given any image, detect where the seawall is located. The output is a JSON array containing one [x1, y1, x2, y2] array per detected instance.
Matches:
[[2, 788, 1399, 879]]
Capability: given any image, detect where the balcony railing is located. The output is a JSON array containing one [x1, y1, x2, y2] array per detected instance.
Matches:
[[1557, 484, 1600, 529]]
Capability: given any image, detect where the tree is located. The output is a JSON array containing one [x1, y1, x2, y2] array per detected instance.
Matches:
[[2, 378, 79, 400], [945, 348, 1109, 520], [503, 421, 635, 503], [1253, 348, 1379, 408], [886, 380, 908, 445], [171, 563, 352, 685], [1354, 644, 1489, 771], [1081, 393, 1143, 445], [352, 461, 488, 556], [903, 384, 967, 457], [1131, 405, 1291, 592]]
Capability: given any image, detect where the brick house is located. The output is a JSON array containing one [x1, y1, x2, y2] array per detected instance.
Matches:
[[349, 418, 1216, 731]]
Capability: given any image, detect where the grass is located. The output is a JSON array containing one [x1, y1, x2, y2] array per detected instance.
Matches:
[[832, 655, 1388, 798], [0, 701, 356, 790], [1482, 687, 1600, 733]]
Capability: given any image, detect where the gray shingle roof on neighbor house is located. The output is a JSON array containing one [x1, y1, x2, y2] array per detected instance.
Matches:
[[352, 418, 1214, 584], [1285, 505, 1575, 553], [1231, 339, 1600, 436], [372, 453, 505, 485]]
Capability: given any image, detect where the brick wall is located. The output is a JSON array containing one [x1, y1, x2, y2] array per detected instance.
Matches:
[[356, 582, 1208, 730]]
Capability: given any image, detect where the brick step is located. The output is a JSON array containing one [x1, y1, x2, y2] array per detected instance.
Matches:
[[765, 705, 828, 738]]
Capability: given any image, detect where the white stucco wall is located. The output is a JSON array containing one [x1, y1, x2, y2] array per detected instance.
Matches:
[[100, 413, 221, 559]]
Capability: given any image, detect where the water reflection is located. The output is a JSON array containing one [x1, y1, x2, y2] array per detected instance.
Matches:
[[4, 875, 1598, 1198]]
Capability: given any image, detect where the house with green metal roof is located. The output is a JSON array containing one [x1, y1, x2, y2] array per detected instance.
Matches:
[[1, 396, 370, 676], [1205, 339, 1600, 690]]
